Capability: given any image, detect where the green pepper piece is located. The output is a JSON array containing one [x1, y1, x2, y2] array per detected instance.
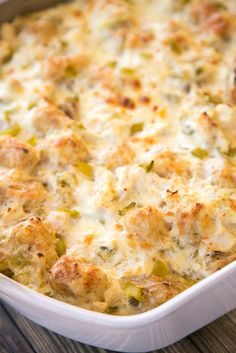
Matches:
[[130, 123, 144, 136], [0, 124, 21, 137], [191, 147, 208, 159], [77, 161, 94, 179], [152, 259, 169, 277], [56, 239, 66, 257], [57, 208, 80, 219]]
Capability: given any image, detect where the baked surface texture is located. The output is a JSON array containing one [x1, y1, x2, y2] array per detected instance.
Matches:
[[0, 0, 236, 315]]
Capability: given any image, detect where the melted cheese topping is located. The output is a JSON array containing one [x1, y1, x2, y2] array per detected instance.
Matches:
[[1, 0, 236, 315]]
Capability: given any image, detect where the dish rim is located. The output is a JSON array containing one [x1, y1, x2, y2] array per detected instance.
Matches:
[[1, 260, 236, 330]]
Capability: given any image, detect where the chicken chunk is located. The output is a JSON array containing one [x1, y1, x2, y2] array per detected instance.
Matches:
[[24, 17, 61, 45], [0, 172, 47, 226], [0, 218, 58, 290], [0, 136, 39, 172], [32, 104, 72, 135], [153, 151, 191, 179], [192, 2, 231, 37], [46, 132, 90, 167], [171, 202, 236, 252], [50, 255, 111, 306], [213, 163, 236, 189], [105, 143, 135, 170], [123, 206, 169, 246], [44, 55, 88, 82], [119, 274, 189, 315]]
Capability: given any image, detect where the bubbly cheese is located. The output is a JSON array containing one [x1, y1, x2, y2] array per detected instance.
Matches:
[[0, 0, 236, 315]]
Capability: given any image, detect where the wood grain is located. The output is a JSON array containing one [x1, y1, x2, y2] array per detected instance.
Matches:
[[0, 305, 35, 353], [1, 302, 236, 353], [0, 0, 66, 22]]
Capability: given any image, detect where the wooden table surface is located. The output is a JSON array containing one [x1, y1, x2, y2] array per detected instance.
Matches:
[[1, 303, 236, 353]]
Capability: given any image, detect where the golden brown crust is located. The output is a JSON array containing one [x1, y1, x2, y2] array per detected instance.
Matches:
[[105, 143, 135, 170], [32, 104, 72, 135], [192, 2, 231, 36], [0, 136, 39, 171], [47, 133, 90, 166], [50, 255, 111, 304], [0, 0, 236, 315], [123, 206, 169, 246], [44, 55, 88, 82], [0, 218, 58, 290]]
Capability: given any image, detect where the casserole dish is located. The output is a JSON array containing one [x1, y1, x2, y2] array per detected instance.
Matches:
[[1, 261, 236, 352], [0, 0, 236, 351]]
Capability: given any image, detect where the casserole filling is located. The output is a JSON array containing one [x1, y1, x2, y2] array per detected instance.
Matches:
[[0, 0, 236, 315]]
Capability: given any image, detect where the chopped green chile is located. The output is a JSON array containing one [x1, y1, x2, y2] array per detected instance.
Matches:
[[118, 202, 136, 216], [0, 259, 9, 272], [106, 306, 119, 314], [97, 246, 113, 260], [169, 41, 182, 54], [140, 160, 154, 173], [121, 67, 135, 75], [195, 67, 204, 76], [77, 161, 94, 179], [56, 238, 66, 257], [28, 102, 37, 110], [191, 147, 208, 159], [72, 121, 85, 131], [106, 61, 117, 68], [0, 123, 21, 137], [65, 65, 77, 79], [179, 0, 191, 4], [152, 259, 169, 277], [11, 253, 28, 267], [105, 18, 131, 30], [35, 208, 45, 217], [125, 284, 144, 302], [27, 135, 37, 146], [57, 208, 80, 219], [130, 122, 144, 135], [225, 148, 236, 157], [1, 268, 14, 278], [204, 93, 223, 105], [140, 52, 153, 60], [183, 276, 197, 286]]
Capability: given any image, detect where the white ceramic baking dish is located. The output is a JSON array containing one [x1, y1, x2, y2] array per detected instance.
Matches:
[[1, 261, 236, 352], [1, 1, 236, 351]]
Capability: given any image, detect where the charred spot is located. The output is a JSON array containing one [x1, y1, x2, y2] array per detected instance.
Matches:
[[167, 222, 173, 231], [166, 189, 178, 196], [153, 105, 159, 112], [192, 203, 203, 216], [73, 10, 82, 17], [139, 96, 151, 104], [37, 252, 44, 258], [58, 100, 78, 120], [106, 96, 118, 105], [140, 30, 154, 43], [120, 97, 135, 109], [132, 79, 141, 90], [22, 148, 29, 154]]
